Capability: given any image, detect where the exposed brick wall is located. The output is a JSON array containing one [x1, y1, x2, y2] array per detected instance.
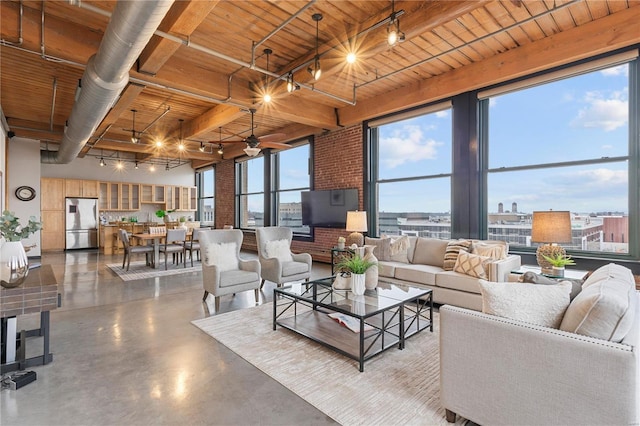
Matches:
[[215, 159, 235, 229], [291, 124, 364, 262], [214, 124, 364, 262]]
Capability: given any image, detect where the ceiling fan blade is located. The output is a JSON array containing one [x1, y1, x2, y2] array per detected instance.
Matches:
[[260, 141, 291, 149], [259, 133, 287, 143]]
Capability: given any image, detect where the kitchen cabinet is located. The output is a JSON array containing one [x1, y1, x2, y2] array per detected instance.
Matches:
[[65, 179, 99, 198], [41, 178, 65, 251], [141, 184, 153, 203]]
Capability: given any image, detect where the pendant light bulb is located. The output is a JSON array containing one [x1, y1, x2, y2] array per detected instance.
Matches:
[[199, 142, 205, 152], [217, 144, 224, 155], [134, 161, 139, 169], [130, 109, 139, 143], [308, 13, 323, 81], [99, 157, 105, 167]]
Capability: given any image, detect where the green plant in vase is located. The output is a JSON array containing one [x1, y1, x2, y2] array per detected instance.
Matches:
[[1, 210, 42, 288], [542, 253, 576, 268], [336, 254, 377, 296]]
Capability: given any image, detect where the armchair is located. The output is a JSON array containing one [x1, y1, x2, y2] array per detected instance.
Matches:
[[256, 227, 312, 288], [199, 229, 261, 311]]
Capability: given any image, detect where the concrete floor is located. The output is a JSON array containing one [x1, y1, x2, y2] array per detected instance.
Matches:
[[1, 249, 337, 425]]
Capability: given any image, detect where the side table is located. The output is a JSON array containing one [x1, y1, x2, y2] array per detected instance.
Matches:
[[510, 265, 590, 283], [330, 247, 354, 275], [1, 264, 59, 373]]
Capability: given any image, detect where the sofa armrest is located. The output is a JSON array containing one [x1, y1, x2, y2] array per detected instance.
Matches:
[[439, 305, 639, 426], [487, 254, 520, 282]]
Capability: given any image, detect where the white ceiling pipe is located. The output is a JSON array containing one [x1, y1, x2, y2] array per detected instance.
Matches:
[[41, 0, 174, 164]]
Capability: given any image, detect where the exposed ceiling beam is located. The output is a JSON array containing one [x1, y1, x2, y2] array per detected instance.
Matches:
[[338, 4, 640, 126], [138, 1, 220, 75]]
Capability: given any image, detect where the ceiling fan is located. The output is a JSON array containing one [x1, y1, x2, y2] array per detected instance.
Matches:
[[220, 108, 289, 157]]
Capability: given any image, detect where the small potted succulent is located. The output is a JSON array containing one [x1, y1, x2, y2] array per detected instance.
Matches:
[[542, 253, 576, 277], [337, 236, 346, 250]]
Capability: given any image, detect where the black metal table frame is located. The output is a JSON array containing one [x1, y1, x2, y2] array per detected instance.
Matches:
[[273, 281, 433, 372], [1, 311, 53, 374]]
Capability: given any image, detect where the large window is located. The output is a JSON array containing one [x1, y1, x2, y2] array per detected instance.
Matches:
[[482, 59, 633, 255], [272, 143, 311, 234], [369, 104, 453, 238], [195, 167, 214, 226], [236, 156, 264, 229]]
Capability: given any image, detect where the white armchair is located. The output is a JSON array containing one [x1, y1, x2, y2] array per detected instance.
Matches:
[[199, 229, 261, 311], [256, 226, 312, 288]]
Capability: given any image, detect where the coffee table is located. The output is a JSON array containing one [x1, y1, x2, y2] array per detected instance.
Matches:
[[273, 277, 432, 372]]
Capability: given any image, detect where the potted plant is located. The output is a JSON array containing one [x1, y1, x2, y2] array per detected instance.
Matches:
[[335, 254, 377, 295], [1, 210, 42, 288], [337, 236, 346, 250], [542, 253, 576, 277], [155, 209, 175, 222]]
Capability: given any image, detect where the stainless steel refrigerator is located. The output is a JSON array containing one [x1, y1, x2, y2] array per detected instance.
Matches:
[[65, 198, 99, 249]]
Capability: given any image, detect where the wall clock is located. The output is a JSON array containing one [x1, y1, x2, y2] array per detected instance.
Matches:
[[15, 185, 36, 201]]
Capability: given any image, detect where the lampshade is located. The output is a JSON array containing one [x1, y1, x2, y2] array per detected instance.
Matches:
[[346, 210, 367, 247], [346, 211, 368, 232], [531, 211, 572, 243]]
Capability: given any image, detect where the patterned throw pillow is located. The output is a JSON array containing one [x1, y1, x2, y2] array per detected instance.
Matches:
[[453, 251, 492, 279], [387, 235, 410, 263], [442, 239, 472, 271], [471, 241, 508, 260]]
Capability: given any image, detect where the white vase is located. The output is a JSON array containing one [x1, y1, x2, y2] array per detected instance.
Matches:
[[363, 244, 378, 290], [351, 273, 366, 296], [0, 240, 30, 288]]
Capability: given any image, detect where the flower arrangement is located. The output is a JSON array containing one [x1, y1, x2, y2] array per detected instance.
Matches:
[[337, 236, 346, 243], [542, 253, 576, 268], [1, 210, 42, 242]]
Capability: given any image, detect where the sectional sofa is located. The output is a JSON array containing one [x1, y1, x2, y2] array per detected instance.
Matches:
[[364, 235, 521, 311]]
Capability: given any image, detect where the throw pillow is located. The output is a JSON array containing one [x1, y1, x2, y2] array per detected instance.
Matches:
[[264, 239, 293, 262], [364, 237, 390, 262], [442, 239, 472, 271], [453, 251, 492, 279], [471, 241, 508, 260], [521, 272, 582, 301], [203, 241, 238, 272], [412, 237, 449, 267], [559, 264, 637, 342], [387, 235, 410, 263], [479, 280, 572, 328]]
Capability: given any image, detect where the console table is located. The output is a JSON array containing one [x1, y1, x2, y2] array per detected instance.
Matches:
[[1, 264, 58, 373]]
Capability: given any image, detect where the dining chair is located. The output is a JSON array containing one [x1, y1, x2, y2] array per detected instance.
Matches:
[[120, 229, 155, 271], [158, 228, 186, 270], [184, 227, 209, 267]]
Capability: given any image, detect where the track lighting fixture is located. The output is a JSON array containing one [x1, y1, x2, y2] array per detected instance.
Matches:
[[99, 157, 105, 167], [307, 13, 323, 81], [177, 119, 186, 151], [218, 144, 224, 155], [165, 161, 170, 171], [134, 161, 139, 169], [286, 72, 300, 93], [130, 109, 139, 143], [199, 142, 206, 152], [387, 0, 405, 46]]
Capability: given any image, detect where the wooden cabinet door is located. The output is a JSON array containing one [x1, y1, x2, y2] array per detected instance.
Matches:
[[189, 187, 197, 210], [153, 185, 165, 203], [41, 178, 65, 210], [131, 184, 140, 210], [65, 179, 82, 197], [41, 210, 65, 250], [99, 182, 109, 210], [82, 180, 99, 197], [121, 184, 131, 210], [109, 183, 120, 210], [141, 184, 153, 203]]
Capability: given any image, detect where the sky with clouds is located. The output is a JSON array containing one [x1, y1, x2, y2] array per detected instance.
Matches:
[[376, 63, 630, 214]]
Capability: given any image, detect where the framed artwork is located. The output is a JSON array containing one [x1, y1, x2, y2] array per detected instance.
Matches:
[[330, 189, 345, 206]]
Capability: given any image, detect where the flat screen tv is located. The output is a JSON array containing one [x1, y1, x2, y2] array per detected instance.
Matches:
[[301, 188, 358, 228]]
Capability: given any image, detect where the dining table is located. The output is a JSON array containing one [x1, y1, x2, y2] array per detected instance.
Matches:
[[131, 230, 193, 269]]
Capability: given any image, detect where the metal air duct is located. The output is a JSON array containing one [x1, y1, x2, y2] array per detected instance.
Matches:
[[41, 0, 174, 164]]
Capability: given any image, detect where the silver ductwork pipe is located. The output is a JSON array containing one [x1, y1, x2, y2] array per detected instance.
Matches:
[[41, 0, 174, 164]]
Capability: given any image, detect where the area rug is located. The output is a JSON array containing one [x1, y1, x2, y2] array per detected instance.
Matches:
[[192, 303, 467, 426], [107, 261, 201, 281]]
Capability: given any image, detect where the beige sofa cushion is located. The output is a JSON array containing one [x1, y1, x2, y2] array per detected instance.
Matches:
[[479, 280, 572, 328], [453, 251, 492, 279], [364, 237, 390, 261], [378, 262, 396, 278], [436, 271, 483, 294], [471, 240, 508, 260], [560, 263, 637, 342], [443, 239, 472, 271], [412, 237, 448, 267], [393, 264, 441, 286]]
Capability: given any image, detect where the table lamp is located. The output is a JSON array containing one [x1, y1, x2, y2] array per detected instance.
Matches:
[[531, 210, 572, 274], [345, 210, 367, 247]]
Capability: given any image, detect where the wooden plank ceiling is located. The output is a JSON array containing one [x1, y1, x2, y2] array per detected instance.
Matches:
[[1, 0, 638, 168]]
